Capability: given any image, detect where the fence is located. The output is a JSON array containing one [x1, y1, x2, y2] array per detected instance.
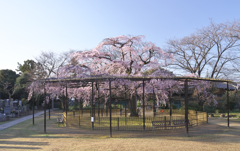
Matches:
[[62, 109, 207, 131]]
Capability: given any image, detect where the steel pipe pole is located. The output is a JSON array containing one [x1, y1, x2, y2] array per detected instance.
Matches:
[[185, 79, 189, 136], [109, 80, 112, 137], [227, 82, 229, 127]]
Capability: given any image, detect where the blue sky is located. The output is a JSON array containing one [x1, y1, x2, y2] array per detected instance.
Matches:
[[1, 0, 240, 76]]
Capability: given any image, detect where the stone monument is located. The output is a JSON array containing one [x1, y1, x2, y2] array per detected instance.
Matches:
[[4, 99, 11, 114], [0, 113, 6, 122]]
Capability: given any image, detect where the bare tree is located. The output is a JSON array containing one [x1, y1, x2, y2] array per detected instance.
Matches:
[[166, 20, 240, 79], [34, 50, 75, 78], [0, 81, 19, 101]]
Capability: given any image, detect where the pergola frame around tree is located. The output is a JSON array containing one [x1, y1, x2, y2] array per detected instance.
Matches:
[[31, 76, 231, 137]]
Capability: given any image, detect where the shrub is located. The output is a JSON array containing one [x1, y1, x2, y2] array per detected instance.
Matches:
[[180, 102, 202, 111], [137, 101, 141, 107], [160, 103, 169, 109], [179, 105, 185, 110], [117, 104, 123, 109], [171, 104, 178, 109], [234, 109, 240, 112], [204, 106, 216, 113], [56, 104, 62, 109], [225, 101, 237, 111]]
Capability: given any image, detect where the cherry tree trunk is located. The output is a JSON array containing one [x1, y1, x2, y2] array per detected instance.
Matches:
[[130, 95, 138, 117]]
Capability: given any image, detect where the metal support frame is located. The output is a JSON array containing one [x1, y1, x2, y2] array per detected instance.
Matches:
[[38, 76, 231, 136]]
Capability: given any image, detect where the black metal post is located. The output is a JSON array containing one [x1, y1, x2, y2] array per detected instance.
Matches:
[[169, 93, 172, 117], [44, 83, 46, 133], [32, 88, 34, 125], [169, 92, 172, 125], [143, 80, 145, 130], [79, 99, 80, 127], [49, 97, 50, 120], [185, 79, 189, 136], [153, 89, 156, 117], [227, 81, 229, 127], [65, 85, 68, 127], [92, 82, 94, 130], [81, 99, 83, 116], [125, 86, 127, 125], [109, 80, 112, 137], [97, 82, 100, 117]]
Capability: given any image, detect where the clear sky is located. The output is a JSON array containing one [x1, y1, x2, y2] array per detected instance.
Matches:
[[1, 0, 240, 76]]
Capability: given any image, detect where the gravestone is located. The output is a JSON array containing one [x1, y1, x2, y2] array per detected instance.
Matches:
[[4, 99, 11, 114], [10, 99, 14, 110], [52, 99, 54, 109], [26, 104, 29, 112], [13, 100, 18, 110], [0, 100, 4, 112], [0, 113, 6, 122], [23, 105, 27, 113], [19, 101, 22, 107]]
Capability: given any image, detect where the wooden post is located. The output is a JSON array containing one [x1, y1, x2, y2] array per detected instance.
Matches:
[[44, 83, 46, 133], [196, 111, 198, 126], [143, 80, 145, 130], [164, 116, 166, 130], [109, 80, 112, 138], [206, 111, 208, 123], [185, 79, 189, 136], [118, 117, 119, 131], [227, 81, 229, 127]]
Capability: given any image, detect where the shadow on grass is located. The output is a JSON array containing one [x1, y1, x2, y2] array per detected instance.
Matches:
[[0, 141, 48, 146], [0, 146, 41, 150]]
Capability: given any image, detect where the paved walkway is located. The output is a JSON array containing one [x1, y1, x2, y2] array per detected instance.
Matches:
[[0, 109, 56, 131]]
